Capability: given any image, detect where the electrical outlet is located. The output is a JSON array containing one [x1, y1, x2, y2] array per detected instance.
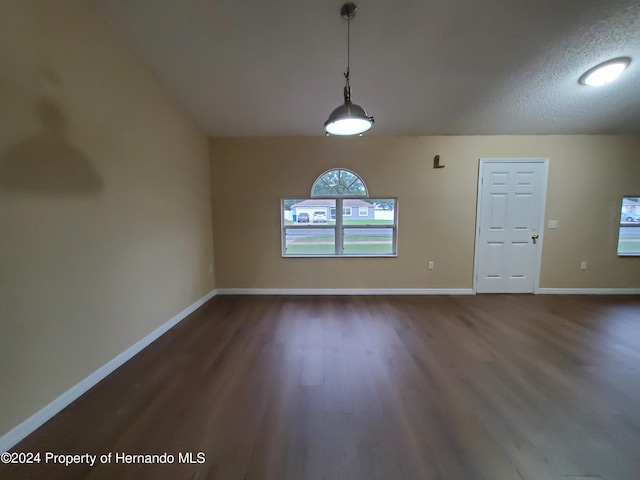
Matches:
[[581, 262, 587, 270], [428, 261, 434, 270], [548, 220, 558, 229]]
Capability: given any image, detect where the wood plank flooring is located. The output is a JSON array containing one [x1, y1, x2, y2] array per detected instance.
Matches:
[[2, 294, 640, 480]]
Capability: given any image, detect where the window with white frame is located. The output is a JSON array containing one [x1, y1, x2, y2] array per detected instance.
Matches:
[[282, 169, 397, 257], [618, 196, 640, 256]]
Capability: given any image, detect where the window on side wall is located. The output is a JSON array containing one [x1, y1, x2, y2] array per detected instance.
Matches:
[[281, 169, 397, 257], [618, 196, 640, 256]]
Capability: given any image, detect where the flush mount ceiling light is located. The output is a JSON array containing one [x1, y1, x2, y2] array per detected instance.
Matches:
[[579, 57, 631, 86], [324, 3, 374, 136]]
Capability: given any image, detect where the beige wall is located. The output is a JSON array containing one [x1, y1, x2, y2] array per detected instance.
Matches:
[[0, 1, 214, 437], [1, 0, 638, 444], [210, 135, 640, 289]]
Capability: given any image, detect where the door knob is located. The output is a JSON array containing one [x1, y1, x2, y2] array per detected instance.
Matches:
[[532, 234, 539, 244]]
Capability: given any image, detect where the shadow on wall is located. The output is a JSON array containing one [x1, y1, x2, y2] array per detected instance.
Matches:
[[0, 98, 103, 194]]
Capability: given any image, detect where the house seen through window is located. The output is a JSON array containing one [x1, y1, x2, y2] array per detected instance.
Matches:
[[618, 196, 640, 256], [282, 169, 397, 256]]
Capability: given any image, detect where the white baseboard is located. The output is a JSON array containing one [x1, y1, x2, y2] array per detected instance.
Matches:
[[212, 288, 640, 296], [216, 288, 474, 295], [0, 289, 217, 453], [537, 288, 640, 295]]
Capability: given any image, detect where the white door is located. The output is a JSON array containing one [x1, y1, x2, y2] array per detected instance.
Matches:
[[474, 159, 548, 293]]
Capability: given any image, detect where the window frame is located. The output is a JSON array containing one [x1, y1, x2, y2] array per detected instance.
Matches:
[[282, 197, 398, 257], [311, 168, 368, 197], [359, 207, 368, 217], [343, 206, 352, 216], [618, 195, 640, 257]]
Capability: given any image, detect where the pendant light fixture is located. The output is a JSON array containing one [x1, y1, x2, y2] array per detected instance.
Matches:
[[324, 3, 374, 136]]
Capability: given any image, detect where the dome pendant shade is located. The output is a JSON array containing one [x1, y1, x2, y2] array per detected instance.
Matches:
[[324, 107, 374, 135], [325, 90, 374, 136], [324, 3, 374, 136]]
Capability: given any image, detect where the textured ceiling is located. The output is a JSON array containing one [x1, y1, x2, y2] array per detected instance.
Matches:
[[97, 0, 640, 136]]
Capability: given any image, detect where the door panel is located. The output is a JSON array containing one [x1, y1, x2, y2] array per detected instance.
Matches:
[[489, 193, 507, 228], [475, 161, 547, 293]]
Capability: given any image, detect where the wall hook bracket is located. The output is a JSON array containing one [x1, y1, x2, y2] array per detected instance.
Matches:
[[433, 155, 445, 169]]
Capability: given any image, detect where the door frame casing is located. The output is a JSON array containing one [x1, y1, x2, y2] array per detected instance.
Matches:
[[473, 158, 550, 294]]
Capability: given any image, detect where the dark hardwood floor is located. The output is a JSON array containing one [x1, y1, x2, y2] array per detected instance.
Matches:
[[3, 294, 640, 480]]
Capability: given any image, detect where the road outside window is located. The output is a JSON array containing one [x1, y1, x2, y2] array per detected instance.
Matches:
[[618, 197, 640, 256]]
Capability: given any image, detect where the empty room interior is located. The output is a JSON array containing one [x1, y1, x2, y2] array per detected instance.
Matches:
[[2, 1, 640, 479]]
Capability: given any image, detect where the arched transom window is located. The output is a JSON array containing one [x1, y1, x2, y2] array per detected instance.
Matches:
[[311, 169, 368, 197], [282, 169, 397, 257]]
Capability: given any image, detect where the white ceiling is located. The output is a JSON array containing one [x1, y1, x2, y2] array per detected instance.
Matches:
[[97, 0, 640, 137]]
